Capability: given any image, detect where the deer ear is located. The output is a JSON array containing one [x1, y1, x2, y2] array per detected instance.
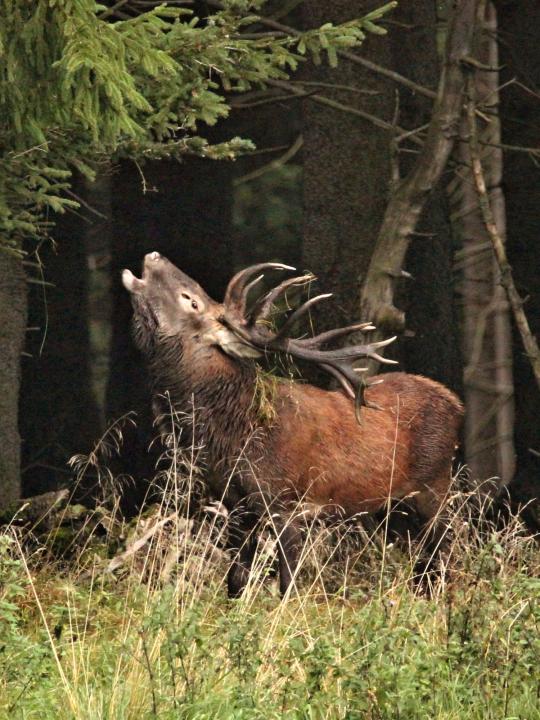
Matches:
[[204, 324, 262, 359]]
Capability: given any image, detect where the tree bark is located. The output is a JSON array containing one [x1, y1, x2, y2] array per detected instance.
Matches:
[[301, 0, 394, 350], [359, 0, 478, 346], [448, 1, 515, 486], [85, 172, 113, 425], [497, 0, 540, 494], [390, 0, 462, 391], [20, 177, 101, 496], [0, 250, 27, 509]]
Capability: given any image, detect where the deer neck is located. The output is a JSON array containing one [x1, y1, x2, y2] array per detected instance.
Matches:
[[150, 336, 261, 467]]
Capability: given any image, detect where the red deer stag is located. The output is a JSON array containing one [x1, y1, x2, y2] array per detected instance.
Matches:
[[122, 252, 463, 596]]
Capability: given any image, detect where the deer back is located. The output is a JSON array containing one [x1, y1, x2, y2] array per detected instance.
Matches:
[[251, 372, 462, 516]]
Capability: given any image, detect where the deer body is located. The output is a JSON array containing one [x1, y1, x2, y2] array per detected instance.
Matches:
[[260, 374, 461, 516], [123, 253, 463, 596]]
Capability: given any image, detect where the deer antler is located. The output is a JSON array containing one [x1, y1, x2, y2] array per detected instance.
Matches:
[[221, 264, 397, 416], [223, 263, 296, 321]]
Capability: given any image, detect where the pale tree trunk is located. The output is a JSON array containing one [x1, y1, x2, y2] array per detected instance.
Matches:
[[0, 249, 27, 508], [448, 1, 515, 485], [358, 0, 477, 345], [85, 172, 112, 426], [301, 0, 393, 340], [497, 0, 540, 512], [389, 0, 461, 391]]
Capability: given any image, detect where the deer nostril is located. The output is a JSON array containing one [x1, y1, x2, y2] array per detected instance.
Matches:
[[149, 251, 161, 261]]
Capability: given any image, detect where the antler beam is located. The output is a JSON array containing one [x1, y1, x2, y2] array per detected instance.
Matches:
[[221, 264, 397, 415]]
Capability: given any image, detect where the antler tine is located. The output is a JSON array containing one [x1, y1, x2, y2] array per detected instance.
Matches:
[[286, 336, 398, 364], [370, 352, 399, 365], [298, 322, 376, 349], [220, 260, 399, 419], [320, 362, 355, 399], [365, 335, 397, 350], [274, 293, 333, 339], [320, 360, 378, 419], [224, 262, 295, 316], [354, 378, 385, 422], [266, 335, 397, 414], [319, 357, 375, 416], [282, 338, 396, 414], [239, 274, 266, 316], [249, 274, 314, 325]]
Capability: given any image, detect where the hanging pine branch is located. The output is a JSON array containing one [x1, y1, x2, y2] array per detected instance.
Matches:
[[0, 0, 395, 254]]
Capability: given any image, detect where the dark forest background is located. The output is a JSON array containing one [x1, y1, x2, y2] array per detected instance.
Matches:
[[1, 0, 539, 523]]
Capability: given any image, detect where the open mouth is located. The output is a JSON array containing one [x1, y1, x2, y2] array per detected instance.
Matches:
[[121, 268, 145, 293], [122, 268, 146, 293], [122, 251, 162, 293]]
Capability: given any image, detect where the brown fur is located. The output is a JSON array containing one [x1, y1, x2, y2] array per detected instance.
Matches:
[[123, 254, 464, 596], [262, 373, 463, 515]]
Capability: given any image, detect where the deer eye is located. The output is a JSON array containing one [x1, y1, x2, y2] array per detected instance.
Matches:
[[180, 291, 199, 311]]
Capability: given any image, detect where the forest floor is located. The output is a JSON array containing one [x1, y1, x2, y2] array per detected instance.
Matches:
[[1, 471, 539, 720]]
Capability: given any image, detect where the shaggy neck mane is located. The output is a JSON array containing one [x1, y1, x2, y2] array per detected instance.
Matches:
[[149, 333, 261, 469]]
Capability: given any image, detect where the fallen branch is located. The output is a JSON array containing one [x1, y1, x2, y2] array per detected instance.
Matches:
[[466, 76, 540, 390], [0, 489, 69, 527], [106, 512, 181, 572]]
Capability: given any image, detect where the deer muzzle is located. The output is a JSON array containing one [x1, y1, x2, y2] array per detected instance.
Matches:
[[122, 252, 166, 293]]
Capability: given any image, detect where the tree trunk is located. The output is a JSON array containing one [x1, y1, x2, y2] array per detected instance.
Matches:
[[497, 0, 540, 507], [390, 0, 462, 391], [85, 172, 113, 425], [448, 1, 515, 486], [301, 1, 393, 343], [0, 250, 27, 508], [359, 0, 477, 353], [20, 178, 101, 497]]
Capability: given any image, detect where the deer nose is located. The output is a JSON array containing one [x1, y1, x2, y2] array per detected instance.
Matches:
[[143, 251, 162, 270]]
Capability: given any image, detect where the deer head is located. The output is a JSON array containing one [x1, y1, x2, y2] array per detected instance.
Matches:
[[122, 251, 261, 360]]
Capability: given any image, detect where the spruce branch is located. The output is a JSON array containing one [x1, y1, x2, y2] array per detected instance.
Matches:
[[217, 3, 438, 100], [266, 78, 417, 140]]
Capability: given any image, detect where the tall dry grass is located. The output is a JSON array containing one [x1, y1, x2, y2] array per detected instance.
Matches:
[[1, 422, 538, 719]]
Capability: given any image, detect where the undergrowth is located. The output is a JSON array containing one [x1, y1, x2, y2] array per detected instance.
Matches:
[[1, 440, 539, 720]]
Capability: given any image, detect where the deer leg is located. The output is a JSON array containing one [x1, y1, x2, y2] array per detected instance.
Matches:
[[274, 515, 302, 597], [226, 506, 258, 599], [413, 480, 451, 586]]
